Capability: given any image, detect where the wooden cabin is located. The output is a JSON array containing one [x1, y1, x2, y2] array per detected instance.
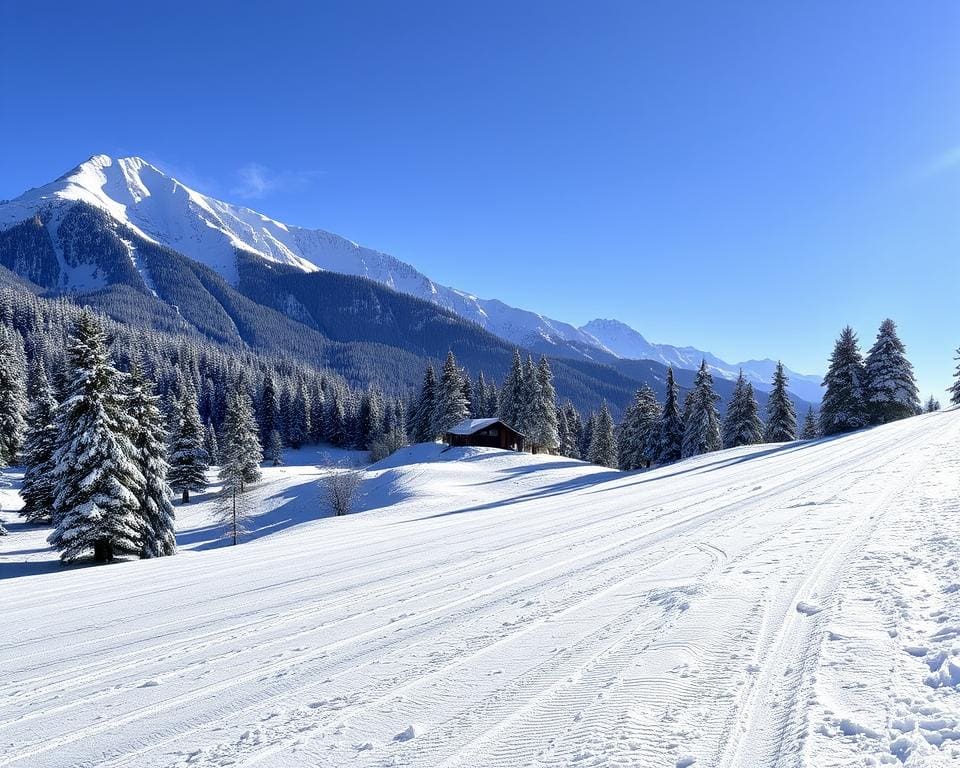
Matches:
[[443, 418, 524, 451]]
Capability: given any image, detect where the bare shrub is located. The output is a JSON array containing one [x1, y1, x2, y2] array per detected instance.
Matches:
[[319, 463, 364, 516]]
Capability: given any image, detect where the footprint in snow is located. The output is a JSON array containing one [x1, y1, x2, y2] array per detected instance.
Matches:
[[138, 679, 161, 688], [394, 724, 418, 742]]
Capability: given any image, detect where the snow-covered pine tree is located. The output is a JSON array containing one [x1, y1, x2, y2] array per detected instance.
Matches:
[[474, 372, 488, 417], [588, 402, 618, 468], [204, 420, 219, 464], [580, 411, 595, 460], [682, 361, 722, 458], [265, 429, 284, 466], [820, 326, 868, 436], [763, 361, 797, 443], [324, 381, 348, 446], [657, 367, 684, 464], [949, 347, 960, 406], [484, 378, 499, 420], [461, 376, 474, 418], [722, 370, 763, 448], [618, 393, 641, 470], [221, 387, 264, 488], [925, 396, 941, 413], [128, 364, 177, 559], [411, 364, 437, 442], [19, 357, 59, 523], [0, 326, 27, 465], [259, 372, 280, 446], [47, 311, 146, 563], [557, 406, 571, 458], [499, 350, 524, 430], [863, 319, 920, 424], [358, 385, 384, 449], [285, 379, 311, 449], [433, 351, 470, 435], [800, 406, 819, 439], [309, 380, 325, 443], [527, 356, 559, 454], [517, 355, 540, 438], [562, 401, 583, 459], [633, 385, 662, 468], [167, 387, 208, 503]]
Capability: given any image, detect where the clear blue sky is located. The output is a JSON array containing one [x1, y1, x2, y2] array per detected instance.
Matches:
[[2, 1, 958, 397]]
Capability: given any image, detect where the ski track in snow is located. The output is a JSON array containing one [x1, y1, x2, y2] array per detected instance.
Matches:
[[0, 412, 958, 767]]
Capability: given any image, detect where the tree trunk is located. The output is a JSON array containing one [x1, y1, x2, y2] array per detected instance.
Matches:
[[182, 488, 190, 504], [93, 539, 113, 563]]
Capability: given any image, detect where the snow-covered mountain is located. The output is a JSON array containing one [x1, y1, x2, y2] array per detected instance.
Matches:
[[0, 155, 603, 356], [581, 318, 824, 403], [0, 154, 819, 397]]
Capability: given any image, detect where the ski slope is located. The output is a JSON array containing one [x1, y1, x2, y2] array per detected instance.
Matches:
[[1, 412, 958, 767]]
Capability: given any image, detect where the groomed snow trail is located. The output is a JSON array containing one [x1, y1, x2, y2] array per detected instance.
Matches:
[[1, 412, 958, 767]]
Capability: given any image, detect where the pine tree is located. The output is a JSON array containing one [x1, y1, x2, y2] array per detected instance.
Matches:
[[484, 378, 499, 419], [657, 367, 684, 464], [474, 372, 489, 417], [265, 428, 284, 466], [204, 420, 219, 464], [47, 311, 146, 563], [324, 382, 347, 446], [411, 364, 438, 442], [358, 385, 384, 449], [820, 326, 868, 436], [580, 412, 595, 460], [562, 401, 583, 460], [0, 327, 27, 465], [949, 347, 960, 406], [259, 373, 279, 446], [588, 402, 618, 468], [618, 386, 659, 470], [517, 355, 540, 438], [618, 385, 661, 469], [285, 379, 311, 449], [215, 475, 253, 546], [168, 388, 208, 503], [925, 396, 941, 413], [128, 365, 177, 559], [800, 406, 819, 439], [722, 371, 763, 448], [219, 387, 263, 493], [527, 356, 559, 453], [19, 358, 59, 523], [682, 361, 722, 458], [557, 406, 571, 458], [764, 361, 797, 443], [499, 350, 524, 430], [863, 319, 919, 424], [433, 351, 470, 435]]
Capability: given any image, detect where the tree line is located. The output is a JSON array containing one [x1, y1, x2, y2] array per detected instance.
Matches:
[[0, 293, 950, 563]]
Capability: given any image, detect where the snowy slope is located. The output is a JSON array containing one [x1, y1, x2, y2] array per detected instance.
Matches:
[[1, 411, 958, 767], [0, 156, 817, 383], [582, 317, 824, 401]]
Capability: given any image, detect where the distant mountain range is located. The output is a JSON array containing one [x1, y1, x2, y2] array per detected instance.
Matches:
[[0, 154, 820, 406]]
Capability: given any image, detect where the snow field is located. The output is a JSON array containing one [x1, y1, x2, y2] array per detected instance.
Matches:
[[0, 412, 958, 767]]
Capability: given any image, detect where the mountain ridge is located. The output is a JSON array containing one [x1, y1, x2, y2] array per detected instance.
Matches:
[[0, 154, 820, 400]]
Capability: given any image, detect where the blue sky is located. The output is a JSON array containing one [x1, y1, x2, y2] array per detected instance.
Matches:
[[2, 2, 958, 397]]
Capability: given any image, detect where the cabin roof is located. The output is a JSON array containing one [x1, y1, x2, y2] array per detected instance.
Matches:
[[445, 418, 522, 437]]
